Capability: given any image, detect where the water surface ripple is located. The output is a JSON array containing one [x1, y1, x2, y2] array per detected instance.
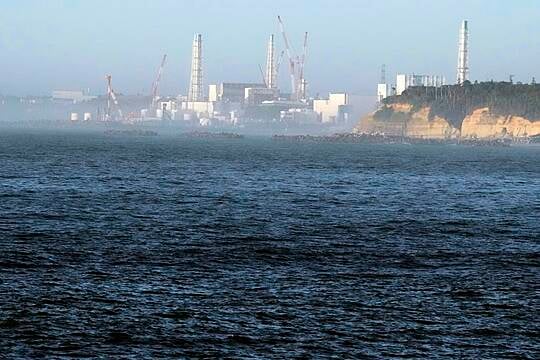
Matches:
[[0, 132, 539, 358]]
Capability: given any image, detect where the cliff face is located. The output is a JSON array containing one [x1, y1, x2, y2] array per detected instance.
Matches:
[[405, 108, 460, 139], [354, 104, 459, 139], [355, 104, 540, 139], [461, 108, 540, 138]]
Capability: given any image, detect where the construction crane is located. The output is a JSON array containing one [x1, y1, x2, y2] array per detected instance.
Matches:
[[298, 32, 308, 101], [278, 16, 297, 101], [151, 54, 167, 113], [258, 64, 268, 88], [105, 75, 123, 121], [277, 16, 309, 101], [260, 51, 285, 93], [276, 50, 285, 76]]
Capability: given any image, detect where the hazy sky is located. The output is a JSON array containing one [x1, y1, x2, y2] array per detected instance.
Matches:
[[0, 0, 538, 96]]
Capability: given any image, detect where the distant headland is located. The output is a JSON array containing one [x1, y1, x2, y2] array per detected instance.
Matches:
[[355, 82, 540, 140]]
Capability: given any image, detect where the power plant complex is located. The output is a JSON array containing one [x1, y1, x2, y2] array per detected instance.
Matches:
[[32, 19, 475, 129], [84, 16, 355, 129]]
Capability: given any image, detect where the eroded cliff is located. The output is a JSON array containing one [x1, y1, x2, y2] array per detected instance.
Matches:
[[354, 104, 460, 139], [461, 108, 540, 138], [354, 104, 540, 140], [357, 82, 540, 139]]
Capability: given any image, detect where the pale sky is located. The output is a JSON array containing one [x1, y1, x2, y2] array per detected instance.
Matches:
[[0, 0, 538, 96]]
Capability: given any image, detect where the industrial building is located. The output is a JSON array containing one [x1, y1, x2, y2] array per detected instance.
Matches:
[[13, 18, 481, 132], [313, 93, 350, 123], [280, 108, 319, 124], [156, 99, 181, 120], [377, 84, 389, 103], [378, 20, 470, 101], [53, 90, 96, 103], [245, 87, 278, 105], [178, 24, 314, 126], [376, 64, 389, 104], [56, 17, 370, 129], [181, 100, 213, 117], [69, 112, 92, 121], [208, 83, 266, 103], [395, 74, 446, 95]]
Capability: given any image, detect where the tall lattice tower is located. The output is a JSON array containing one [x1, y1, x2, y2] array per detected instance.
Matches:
[[456, 20, 469, 84], [188, 34, 203, 102], [265, 34, 276, 89]]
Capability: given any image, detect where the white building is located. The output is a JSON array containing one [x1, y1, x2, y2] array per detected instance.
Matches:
[[208, 83, 265, 103], [377, 83, 389, 103], [52, 90, 96, 103], [156, 99, 182, 120], [181, 101, 214, 116], [280, 108, 319, 124], [396, 74, 446, 95], [313, 93, 349, 123], [158, 99, 178, 112], [208, 84, 219, 102]]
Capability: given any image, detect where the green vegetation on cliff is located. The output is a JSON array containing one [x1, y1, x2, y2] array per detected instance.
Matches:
[[378, 81, 540, 128]]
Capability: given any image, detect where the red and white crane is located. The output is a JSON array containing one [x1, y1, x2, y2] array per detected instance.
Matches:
[[105, 75, 123, 121], [278, 16, 297, 100], [151, 54, 167, 113], [277, 16, 308, 102]]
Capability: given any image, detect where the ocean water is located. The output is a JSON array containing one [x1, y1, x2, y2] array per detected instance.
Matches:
[[0, 130, 538, 358]]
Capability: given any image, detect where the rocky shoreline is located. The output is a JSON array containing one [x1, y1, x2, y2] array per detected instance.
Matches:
[[104, 129, 158, 137], [272, 133, 518, 146], [181, 131, 244, 139]]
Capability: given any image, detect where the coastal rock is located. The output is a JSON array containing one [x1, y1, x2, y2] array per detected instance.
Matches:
[[355, 113, 404, 137], [461, 108, 540, 138], [355, 104, 540, 140], [406, 107, 460, 139], [354, 104, 459, 139]]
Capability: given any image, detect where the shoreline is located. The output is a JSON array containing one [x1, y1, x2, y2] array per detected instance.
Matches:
[[272, 133, 540, 146], [2, 124, 539, 146]]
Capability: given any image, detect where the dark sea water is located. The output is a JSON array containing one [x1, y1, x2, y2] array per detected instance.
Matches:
[[0, 130, 539, 359]]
